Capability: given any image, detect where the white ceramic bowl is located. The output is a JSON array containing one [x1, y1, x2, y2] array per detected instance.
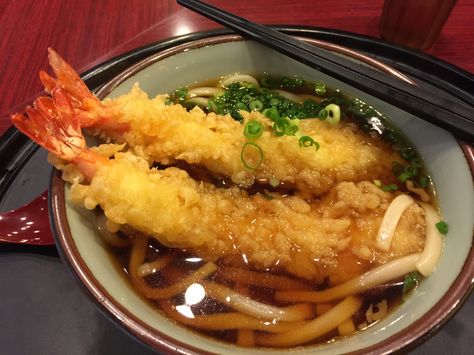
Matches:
[[50, 34, 474, 354]]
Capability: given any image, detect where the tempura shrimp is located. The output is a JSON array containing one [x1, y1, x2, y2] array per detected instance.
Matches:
[[39, 49, 404, 197], [11, 86, 428, 282]]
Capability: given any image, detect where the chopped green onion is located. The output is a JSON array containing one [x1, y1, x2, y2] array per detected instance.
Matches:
[[242, 94, 254, 103], [218, 106, 230, 115], [263, 107, 280, 121], [269, 98, 281, 107], [397, 171, 411, 182], [240, 142, 264, 171], [373, 179, 382, 187], [273, 120, 289, 136], [435, 221, 449, 235], [285, 123, 299, 136], [298, 136, 320, 150], [324, 104, 341, 125], [319, 109, 328, 120], [284, 108, 297, 118], [405, 165, 418, 177], [382, 184, 398, 191], [249, 99, 263, 111], [174, 87, 188, 101], [315, 82, 326, 96], [243, 120, 264, 139], [235, 101, 248, 111], [419, 176, 430, 188], [402, 271, 421, 303], [281, 76, 304, 89]]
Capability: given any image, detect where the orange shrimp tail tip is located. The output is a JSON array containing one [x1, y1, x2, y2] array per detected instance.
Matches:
[[39, 70, 57, 93], [42, 48, 99, 107], [11, 88, 86, 162], [42, 49, 127, 132]]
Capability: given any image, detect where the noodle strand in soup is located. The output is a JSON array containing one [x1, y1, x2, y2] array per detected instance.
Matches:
[[12, 51, 443, 349]]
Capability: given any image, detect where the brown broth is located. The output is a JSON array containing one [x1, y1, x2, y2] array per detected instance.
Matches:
[[107, 238, 407, 348], [99, 75, 430, 348], [170, 74, 434, 200]]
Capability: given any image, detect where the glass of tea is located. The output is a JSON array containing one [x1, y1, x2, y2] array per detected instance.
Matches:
[[379, 0, 458, 50]]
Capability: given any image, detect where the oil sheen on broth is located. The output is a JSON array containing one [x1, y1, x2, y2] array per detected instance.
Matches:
[[10, 51, 444, 349], [96, 74, 439, 348]]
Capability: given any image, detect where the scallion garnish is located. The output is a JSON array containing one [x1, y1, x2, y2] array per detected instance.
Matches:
[[235, 101, 248, 111], [249, 99, 263, 111], [402, 271, 421, 303], [373, 179, 382, 187], [324, 104, 341, 125], [269, 98, 280, 107], [285, 123, 299, 136], [244, 120, 264, 139], [273, 120, 289, 137], [315, 82, 326, 96], [393, 158, 428, 186], [174, 87, 188, 102], [435, 221, 449, 235], [381, 183, 398, 191], [419, 176, 430, 188], [319, 109, 328, 120], [397, 171, 411, 182], [405, 165, 418, 177], [263, 107, 280, 121], [240, 142, 264, 171], [298, 136, 320, 150], [242, 94, 254, 103]]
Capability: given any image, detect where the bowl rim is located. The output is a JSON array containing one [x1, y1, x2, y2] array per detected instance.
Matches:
[[49, 33, 474, 354], [95, 34, 416, 99]]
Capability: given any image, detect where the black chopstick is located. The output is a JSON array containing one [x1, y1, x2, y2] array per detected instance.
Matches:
[[178, 0, 474, 141]]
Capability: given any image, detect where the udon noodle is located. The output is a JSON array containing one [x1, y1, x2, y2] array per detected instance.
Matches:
[[88, 74, 444, 348], [11, 51, 445, 349]]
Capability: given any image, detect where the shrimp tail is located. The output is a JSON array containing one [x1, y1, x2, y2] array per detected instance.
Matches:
[[11, 87, 103, 180], [39, 48, 128, 134], [40, 48, 99, 107], [39, 48, 102, 128]]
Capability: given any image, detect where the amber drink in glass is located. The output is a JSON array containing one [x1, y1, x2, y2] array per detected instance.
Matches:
[[380, 0, 457, 50]]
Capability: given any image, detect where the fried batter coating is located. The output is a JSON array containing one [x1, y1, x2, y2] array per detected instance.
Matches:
[[67, 151, 424, 282], [34, 49, 405, 197], [94, 85, 403, 196], [12, 50, 425, 284]]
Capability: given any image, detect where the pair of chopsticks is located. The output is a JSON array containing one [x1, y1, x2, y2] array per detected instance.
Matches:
[[178, 0, 474, 142]]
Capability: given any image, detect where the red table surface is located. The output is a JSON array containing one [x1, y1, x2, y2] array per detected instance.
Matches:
[[0, 1, 473, 353], [1, 0, 473, 136]]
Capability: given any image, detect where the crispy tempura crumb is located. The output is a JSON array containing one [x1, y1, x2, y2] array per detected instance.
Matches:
[[69, 151, 424, 282], [94, 85, 404, 197]]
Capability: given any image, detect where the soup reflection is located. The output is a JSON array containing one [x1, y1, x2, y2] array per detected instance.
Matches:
[[9, 51, 444, 349]]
